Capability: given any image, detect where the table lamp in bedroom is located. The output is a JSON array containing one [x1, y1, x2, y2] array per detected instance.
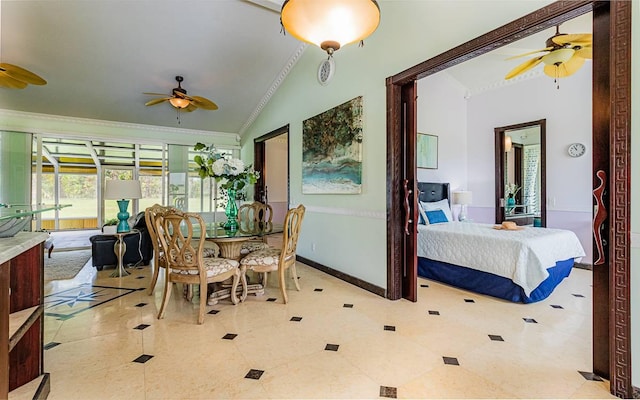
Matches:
[[453, 191, 472, 222]]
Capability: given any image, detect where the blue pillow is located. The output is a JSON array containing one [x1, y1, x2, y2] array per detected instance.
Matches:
[[426, 209, 448, 224]]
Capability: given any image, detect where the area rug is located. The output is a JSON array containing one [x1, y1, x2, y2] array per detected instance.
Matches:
[[44, 249, 92, 281]]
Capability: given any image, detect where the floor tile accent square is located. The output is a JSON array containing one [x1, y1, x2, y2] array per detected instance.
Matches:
[[379, 386, 397, 398], [135, 276, 145, 279], [551, 304, 564, 309], [384, 325, 396, 331], [572, 293, 585, 298], [134, 303, 147, 307], [420, 284, 429, 288], [464, 299, 475, 303], [343, 303, 354, 308], [428, 310, 440, 315], [266, 298, 277, 302], [245, 369, 264, 380], [208, 309, 219, 315], [133, 354, 154, 364], [523, 318, 538, 323], [44, 342, 61, 350], [488, 334, 504, 341], [325, 344, 339, 351], [443, 356, 459, 366], [314, 288, 323, 292], [222, 333, 238, 340], [578, 371, 603, 381], [134, 324, 150, 330], [290, 316, 302, 322]]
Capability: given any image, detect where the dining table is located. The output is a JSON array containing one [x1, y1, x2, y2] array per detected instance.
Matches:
[[204, 221, 283, 305]]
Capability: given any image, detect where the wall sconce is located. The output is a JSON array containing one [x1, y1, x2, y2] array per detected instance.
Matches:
[[504, 136, 513, 152]]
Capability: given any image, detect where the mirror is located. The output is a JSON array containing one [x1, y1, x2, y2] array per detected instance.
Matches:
[[494, 119, 546, 227]]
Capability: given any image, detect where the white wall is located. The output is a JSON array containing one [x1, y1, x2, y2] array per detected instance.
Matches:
[[464, 66, 593, 262], [417, 72, 468, 194]]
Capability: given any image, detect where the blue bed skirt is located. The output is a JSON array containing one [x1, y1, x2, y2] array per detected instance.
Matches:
[[417, 257, 575, 303]]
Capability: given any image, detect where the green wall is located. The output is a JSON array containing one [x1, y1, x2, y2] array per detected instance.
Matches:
[[0, 131, 32, 205]]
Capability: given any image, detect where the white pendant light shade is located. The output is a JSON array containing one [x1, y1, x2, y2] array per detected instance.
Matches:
[[169, 97, 190, 109], [281, 0, 380, 55]]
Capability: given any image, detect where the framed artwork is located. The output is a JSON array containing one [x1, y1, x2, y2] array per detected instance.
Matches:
[[417, 133, 438, 169], [302, 96, 363, 194]]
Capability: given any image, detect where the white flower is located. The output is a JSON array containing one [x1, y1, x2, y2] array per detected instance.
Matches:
[[212, 159, 226, 176], [227, 158, 245, 175]]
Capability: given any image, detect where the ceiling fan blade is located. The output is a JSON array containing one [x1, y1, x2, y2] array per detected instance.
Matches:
[[0, 63, 46, 85], [143, 92, 170, 96], [145, 97, 170, 106], [191, 96, 218, 110], [552, 33, 592, 46], [505, 57, 543, 80], [0, 72, 29, 89], [574, 46, 592, 59], [543, 54, 586, 78], [505, 48, 552, 60], [185, 103, 198, 112]]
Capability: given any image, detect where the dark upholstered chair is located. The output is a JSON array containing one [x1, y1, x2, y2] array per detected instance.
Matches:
[[90, 212, 153, 270]]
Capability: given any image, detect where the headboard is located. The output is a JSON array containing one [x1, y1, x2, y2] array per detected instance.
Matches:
[[417, 182, 450, 205]]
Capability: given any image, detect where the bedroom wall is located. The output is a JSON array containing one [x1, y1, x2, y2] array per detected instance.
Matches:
[[464, 66, 593, 263], [416, 72, 468, 222], [240, 0, 556, 290]]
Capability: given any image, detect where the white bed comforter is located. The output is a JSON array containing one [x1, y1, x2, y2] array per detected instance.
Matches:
[[417, 222, 586, 296]]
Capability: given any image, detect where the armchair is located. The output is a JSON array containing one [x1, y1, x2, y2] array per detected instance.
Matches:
[[90, 212, 153, 270]]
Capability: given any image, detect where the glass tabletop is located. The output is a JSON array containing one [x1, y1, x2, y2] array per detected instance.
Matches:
[[0, 204, 71, 221], [204, 222, 283, 239]]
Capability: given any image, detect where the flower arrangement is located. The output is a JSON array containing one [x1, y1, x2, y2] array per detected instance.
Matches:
[[193, 143, 259, 191], [505, 183, 521, 198]]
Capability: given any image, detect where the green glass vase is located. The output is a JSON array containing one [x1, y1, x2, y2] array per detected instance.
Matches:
[[224, 188, 239, 232]]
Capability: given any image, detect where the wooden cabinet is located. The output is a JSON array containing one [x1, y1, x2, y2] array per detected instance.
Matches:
[[0, 232, 50, 399]]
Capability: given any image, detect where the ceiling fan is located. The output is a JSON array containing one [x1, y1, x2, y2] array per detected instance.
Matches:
[[505, 26, 592, 86], [144, 76, 218, 118], [0, 63, 47, 89]]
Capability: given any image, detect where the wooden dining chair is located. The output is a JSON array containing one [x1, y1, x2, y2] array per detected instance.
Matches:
[[240, 204, 305, 303], [238, 201, 273, 255], [155, 208, 245, 324], [145, 204, 170, 296]]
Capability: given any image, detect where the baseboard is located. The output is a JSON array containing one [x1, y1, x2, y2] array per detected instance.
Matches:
[[296, 256, 386, 298], [633, 385, 639, 399], [574, 262, 592, 271]]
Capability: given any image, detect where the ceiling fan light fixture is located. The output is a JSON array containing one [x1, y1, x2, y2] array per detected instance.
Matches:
[[169, 97, 190, 109], [281, 0, 380, 56], [541, 48, 574, 66]]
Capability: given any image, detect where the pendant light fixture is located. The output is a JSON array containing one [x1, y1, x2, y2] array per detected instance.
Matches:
[[280, 0, 380, 57]]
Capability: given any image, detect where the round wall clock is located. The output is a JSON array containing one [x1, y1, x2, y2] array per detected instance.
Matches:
[[568, 142, 586, 157], [317, 58, 335, 86]]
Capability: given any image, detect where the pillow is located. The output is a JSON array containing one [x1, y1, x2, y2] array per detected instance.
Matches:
[[420, 199, 453, 222], [425, 209, 448, 224], [417, 202, 429, 225]]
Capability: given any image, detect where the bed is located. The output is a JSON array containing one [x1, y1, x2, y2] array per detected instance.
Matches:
[[416, 182, 586, 303]]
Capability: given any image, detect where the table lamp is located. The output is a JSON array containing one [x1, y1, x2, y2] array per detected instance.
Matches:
[[452, 191, 472, 222], [105, 179, 142, 233]]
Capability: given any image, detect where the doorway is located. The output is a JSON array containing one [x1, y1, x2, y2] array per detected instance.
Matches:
[[253, 125, 290, 225], [385, 1, 631, 397]]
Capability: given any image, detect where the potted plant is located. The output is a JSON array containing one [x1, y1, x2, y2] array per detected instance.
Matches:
[[102, 218, 119, 234]]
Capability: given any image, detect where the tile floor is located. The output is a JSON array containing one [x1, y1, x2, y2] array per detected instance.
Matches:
[[40, 258, 615, 399]]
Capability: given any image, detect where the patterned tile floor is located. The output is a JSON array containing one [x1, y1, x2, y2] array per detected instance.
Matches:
[[36, 258, 615, 399]]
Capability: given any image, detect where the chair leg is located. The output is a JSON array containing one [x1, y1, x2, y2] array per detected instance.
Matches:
[[157, 278, 172, 320], [290, 263, 301, 291], [238, 267, 248, 302], [230, 270, 241, 305], [197, 283, 206, 324], [262, 272, 268, 288], [279, 265, 288, 304], [147, 262, 160, 296], [186, 284, 194, 302]]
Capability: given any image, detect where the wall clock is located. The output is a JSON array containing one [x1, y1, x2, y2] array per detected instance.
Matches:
[[568, 142, 586, 157], [317, 58, 335, 86]]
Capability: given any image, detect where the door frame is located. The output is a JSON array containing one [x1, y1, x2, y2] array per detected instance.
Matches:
[[385, 1, 632, 397], [253, 124, 290, 205]]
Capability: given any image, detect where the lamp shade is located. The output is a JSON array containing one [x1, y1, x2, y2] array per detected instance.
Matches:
[[105, 180, 142, 200], [281, 0, 380, 54], [452, 191, 472, 205]]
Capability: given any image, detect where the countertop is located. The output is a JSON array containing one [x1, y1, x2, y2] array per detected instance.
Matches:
[[0, 232, 48, 265]]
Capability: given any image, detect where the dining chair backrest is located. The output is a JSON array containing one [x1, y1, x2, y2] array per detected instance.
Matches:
[[145, 204, 169, 261], [238, 201, 273, 234], [281, 204, 305, 262], [155, 208, 206, 276]]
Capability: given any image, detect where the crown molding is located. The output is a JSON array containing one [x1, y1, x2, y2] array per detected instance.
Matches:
[[463, 69, 543, 99], [0, 108, 240, 144], [238, 43, 307, 137]]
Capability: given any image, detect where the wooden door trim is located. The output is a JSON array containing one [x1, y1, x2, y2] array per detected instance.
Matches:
[[253, 124, 289, 203], [385, 1, 632, 397]]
